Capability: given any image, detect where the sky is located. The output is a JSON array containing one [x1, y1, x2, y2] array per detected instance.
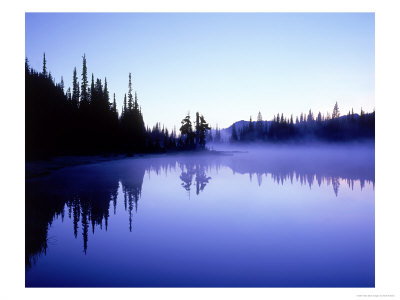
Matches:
[[25, 13, 374, 130]]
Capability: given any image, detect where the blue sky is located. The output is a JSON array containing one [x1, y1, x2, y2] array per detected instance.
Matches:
[[25, 13, 374, 130]]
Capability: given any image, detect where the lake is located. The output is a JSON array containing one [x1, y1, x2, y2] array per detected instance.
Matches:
[[25, 144, 375, 287]]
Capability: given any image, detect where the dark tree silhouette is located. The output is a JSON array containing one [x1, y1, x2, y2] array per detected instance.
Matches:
[[26, 53, 373, 161], [72, 67, 79, 108], [195, 112, 211, 149], [332, 101, 340, 119], [80, 54, 89, 106], [42, 53, 47, 76], [179, 113, 195, 149], [231, 106, 374, 144], [27, 54, 201, 159]]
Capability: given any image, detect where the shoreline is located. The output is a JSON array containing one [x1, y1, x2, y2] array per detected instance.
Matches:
[[26, 154, 129, 180], [25, 150, 234, 180], [25, 142, 374, 180]]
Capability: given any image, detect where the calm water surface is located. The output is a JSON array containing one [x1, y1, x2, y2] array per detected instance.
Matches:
[[26, 145, 374, 287]]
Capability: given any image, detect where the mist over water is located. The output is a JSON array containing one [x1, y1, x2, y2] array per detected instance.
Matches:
[[26, 143, 374, 287]]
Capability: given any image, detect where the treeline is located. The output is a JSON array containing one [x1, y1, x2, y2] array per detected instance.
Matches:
[[206, 125, 222, 144], [26, 54, 211, 160], [231, 103, 375, 143]]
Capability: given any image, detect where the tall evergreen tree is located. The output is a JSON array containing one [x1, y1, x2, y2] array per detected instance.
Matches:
[[317, 112, 322, 123], [60, 76, 64, 93], [42, 53, 47, 77], [123, 94, 127, 115], [256, 111, 263, 127], [90, 73, 95, 103], [195, 112, 200, 146], [25, 57, 30, 75], [104, 77, 110, 108], [95, 78, 103, 101], [128, 73, 133, 111], [66, 87, 72, 102], [256, 111, 263, 138], [332, 102, 340, 119], [249, 116, 254, 132], [198, 114, 211, 149], [72, 67, 79, 108], [112, 93, 118, 116], [180, 113, 194, 147], [134, 91, 139, 111], [307, 109, 314, 122], [77, 86, 80, 106], [80, 54, 89, 104]]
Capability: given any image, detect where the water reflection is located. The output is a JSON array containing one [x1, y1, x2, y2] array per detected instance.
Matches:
[[179, 162, 212, 197], [26, 149, 374, 270]]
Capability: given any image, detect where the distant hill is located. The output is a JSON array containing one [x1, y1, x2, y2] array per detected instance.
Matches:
[[210, 120, 270, 142], [220, 120, 270, 142]]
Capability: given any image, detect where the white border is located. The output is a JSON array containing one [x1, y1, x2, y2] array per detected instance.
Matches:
[[1, 1, 399, 299]]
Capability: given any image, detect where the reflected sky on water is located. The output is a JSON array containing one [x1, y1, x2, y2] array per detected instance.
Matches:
[[26, 145, 374, 287]]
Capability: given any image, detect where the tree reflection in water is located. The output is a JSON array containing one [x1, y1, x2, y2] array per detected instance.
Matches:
[[26, 149, 374, 269]]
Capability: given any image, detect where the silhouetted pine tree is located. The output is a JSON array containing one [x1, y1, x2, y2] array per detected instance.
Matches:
[[249, 116, 254, 132], [42, 53, 47, 77], [256, 111, 263, 139], [80, 54, 89, 106], [196, 113, 211, 149], [112, 93, 118, 118], [123, 94, 127, 116], [72, 67, 79, 108], [66, 87, 72, 102], [317, 112, 322, 123], [179, 113, 194, 149], [195, 112, 201, 147], [90, 73, 95, 103], [128, 73, 133, 111], [119, 73, 146, 152], [60, 76, 64, 93], [332, 102, 340, 119]]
